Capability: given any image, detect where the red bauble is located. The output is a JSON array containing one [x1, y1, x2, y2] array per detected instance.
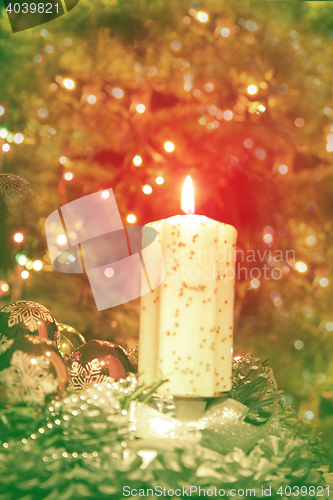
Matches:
[[68, 340, 133, 390]]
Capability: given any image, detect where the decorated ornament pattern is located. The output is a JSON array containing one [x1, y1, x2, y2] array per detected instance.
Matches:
[[0, 174, 37, 204], [69, 359, 114, 390], [1, 301, 55, 332], [0, 350, 59, 405]]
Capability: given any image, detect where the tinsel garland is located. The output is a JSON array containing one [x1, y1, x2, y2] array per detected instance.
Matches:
[[0, 354, 331, 500]]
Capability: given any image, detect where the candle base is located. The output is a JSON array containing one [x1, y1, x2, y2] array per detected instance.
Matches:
[[174, 397, 211, 421]]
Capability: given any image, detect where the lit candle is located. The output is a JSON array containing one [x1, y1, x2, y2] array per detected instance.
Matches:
[[139, 176, 237, 397]]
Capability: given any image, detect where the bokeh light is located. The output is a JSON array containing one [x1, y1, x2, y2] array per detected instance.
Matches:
[[101, 190, 110, 199], [221, 28, 230, 37], [278, 165, 288, 174], [294, 117, 305, 128], [2, 144, 10, 152], [320, 278, 329, 287], [38, 108, 48, 118], [87, 95, 97, 104], [326, 322, 333, 331], [295, 262, 307, 273], [197, 12, 208, 22], [306, 235, 316, 246], [244, 138, 253, 148], [104, 268, 115, 278], [0, 105, 5, 116], [13, 133, 24, 144], [112, 88, 124, 98], [14, 232, 24, 243], [143, 184, 153, 194], [18, 255, 27, 266], [32, 260, 43, 271], [247, 85, 258, 95], [127, 214, 136, 223], [156, 176, 164, 185], [21, 270, 30, 280], [251, 279, 260, 289], [164, 141, 175, 152], [64, 172, 73, 181], [1, 283, 9, 292], [133, 155, 142, 166], [294, 340, 304, 350], [223, 110, 233, 121], [136, 104, 146, 113], [63, 79, 75, 90], [57, 235, 67, 245], [59, 156, 67, 164], [263, 234, 273, 243]]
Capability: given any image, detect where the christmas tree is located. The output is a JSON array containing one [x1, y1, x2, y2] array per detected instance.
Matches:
[[1, 0, 333, 463]]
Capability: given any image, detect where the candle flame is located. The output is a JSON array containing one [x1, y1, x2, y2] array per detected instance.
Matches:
[[181, 175, 195, 215]]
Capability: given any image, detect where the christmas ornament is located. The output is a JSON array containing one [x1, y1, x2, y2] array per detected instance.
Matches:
[[68, 339, 133, 390], [57, 323, 86, 357], [0, 174, 37, 205], [0, 336, 68, 405], [0, 301, 60, 353]]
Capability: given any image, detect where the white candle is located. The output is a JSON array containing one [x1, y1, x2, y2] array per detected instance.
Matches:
[[139, 177, 237, 397]]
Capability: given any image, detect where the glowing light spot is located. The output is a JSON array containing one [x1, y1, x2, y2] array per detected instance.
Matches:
[[171, 41, 181, 50], [49, 83, 58, 92], [251, 279, 260, 289], [104, 268, 115, 278], [143, 184, 153, 195], [38, 108, 48, 118], [254, 149, 266, 159], [63, 79, 75, 90], [101, 190, 110, 199], [183, 16, 191, 25], [14, 232, 24, 243], [294, 117, 305, 128], [326, 322, 333, 331], [0, 106, 5, 116], [136, 104, 146, 113], [57, 235, 67, 245], [2, 144, 10, 152], [197, 12, 209, 23], [278, 165, 288, 174], [32, 260, 43, 271], [324, 107, 331, 115], [281, 395, 292, 405], [1, 283, 9, 292], [0, 129, 8, 139], [59, 156, 67, 164], [199, 117, 207, 125], [273, 297, 283, 307], [247, 84, 258, 95], [34, 55, 42, 63], [234, 356, 241, 361], [127, 214, 136, 224], [67, 255, 75, 263], [304, 411, 314, 421], [133, 155, 142, 166], [244, 138, 253, 148], [316, 373, 326, 384], [87, 95, 97, 104], [306, 235, 316, 246], [45, 45, 54, 54], [41, 29, 48, 37], [223, 110, 233, 121], [204, 83, 214, 92], [112, 88, 124, 99], [263, 234, 273, 243], [13, 133, 24, 144], [257, 104, 266, 112], [31, 359, 37, 365], [164, 141, 175, 152], [303, 306, 313, 317], [64, 172, 73, 181], [156, 176, 164, 185], [18, 255, 27, 266], [245, 21, 257, 31], [295, 262, 307, 273], [221, 28, 230, 37], [320, 278, 329, 287], [21, 270, 29, 280]]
